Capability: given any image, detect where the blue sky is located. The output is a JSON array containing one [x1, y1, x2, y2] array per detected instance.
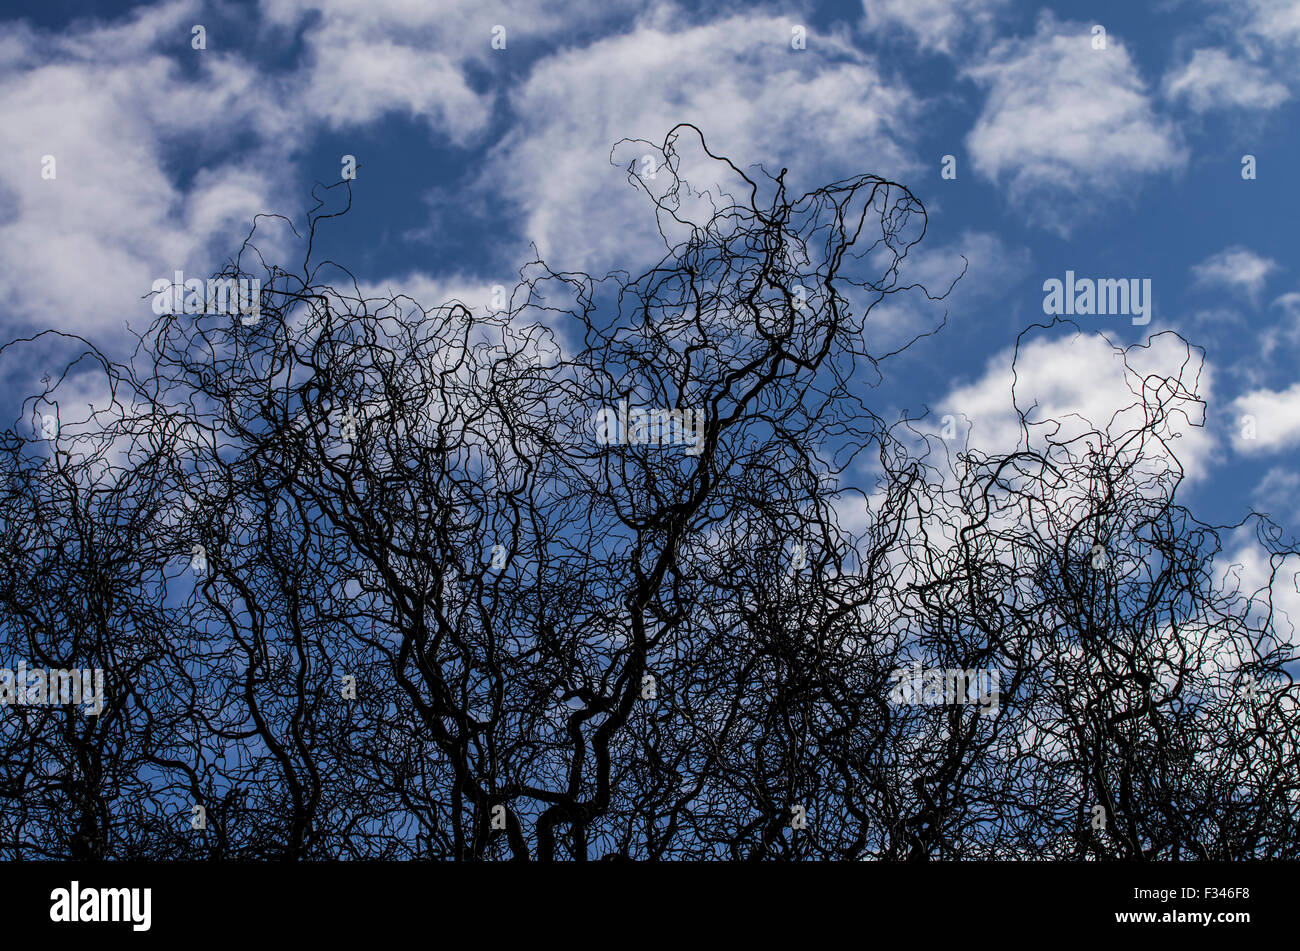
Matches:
[[2, 0, 1299, 613]]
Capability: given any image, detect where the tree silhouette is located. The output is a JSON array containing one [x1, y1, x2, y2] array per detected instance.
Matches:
[[0, 124, 1295, 860]]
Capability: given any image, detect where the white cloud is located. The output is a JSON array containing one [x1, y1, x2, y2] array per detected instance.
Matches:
[[1219, 0, 1300, 56], [862, 231, 1031, 352], [1274, 291, 1300, 314], [1174, 2, 1300, 109], [260, 0, 642, 141], [296, 38, 489, 143], [1191, 246, 1280, 303], [0, 1, 296, 339], [1163, 48, 1290, 111], [480, 12, 923, 274], [1230, 381, 1300, 453], [939, 329, 1217, 482], [1242, 0, 1300, 38], [861, 0, 1010, 55], [901, 230, 1031, 295], [1252, 466, 1300, 517], [0, 0, 645, 343], [963, 14, 1185, 233], [1265, 291, 1300, 357], [0, 1, 931, 345], [1219, 524, 1300, 650], [834, 331, 1218, 600]]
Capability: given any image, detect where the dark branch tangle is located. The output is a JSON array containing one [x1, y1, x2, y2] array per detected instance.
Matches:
[[0, 125, 1295, 860]]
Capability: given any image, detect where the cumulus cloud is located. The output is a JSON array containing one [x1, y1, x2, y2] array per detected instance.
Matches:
[[1212, 0, 1300, 60], [861, 0, 1010, 54], [0, 0, 296, 339], [1191, 246, 1280, 303], [939, 329, 1217, 482], [1168, 2, 1300, 111], [1218, 525, 1300, 650], [1163, 48, 1290, 111], [294, 37, 490, 142], [1264, 291, 1300, 357], [861, 231, 1032, 352], [0, 0, 642, 342], [479, 12, 923, 274], [257, 0, 629, 142], [0, 0, 933, 343], [1252, 466, 1300, 518], [963, 14, 1185, 234], [208, 0, 654, 186], [1258, 289, 1300, 361], [1230, 381, 1300, 453]]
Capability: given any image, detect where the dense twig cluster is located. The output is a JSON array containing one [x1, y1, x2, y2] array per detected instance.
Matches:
[[1, 125, 1295, 859]]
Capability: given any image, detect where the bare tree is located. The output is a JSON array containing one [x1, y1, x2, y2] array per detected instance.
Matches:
[[1, 125, 1295, 860]]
